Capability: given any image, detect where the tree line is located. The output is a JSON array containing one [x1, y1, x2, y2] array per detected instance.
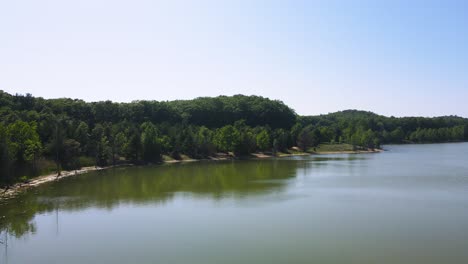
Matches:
[[1, 91, 467, 186]]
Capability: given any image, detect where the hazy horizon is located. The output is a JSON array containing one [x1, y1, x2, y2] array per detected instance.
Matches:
[[1, 1, 467, 117]]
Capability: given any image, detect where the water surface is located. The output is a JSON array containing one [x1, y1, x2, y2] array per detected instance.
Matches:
[[1, 143, 468, 264]]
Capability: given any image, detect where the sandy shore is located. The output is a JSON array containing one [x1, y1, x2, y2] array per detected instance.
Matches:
[[0, 149, 382, 200], [312, 149, 384, 155], [0, 166, 116, 200]]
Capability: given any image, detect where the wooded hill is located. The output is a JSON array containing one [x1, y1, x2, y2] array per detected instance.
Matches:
[[1, 90, 467, 185]]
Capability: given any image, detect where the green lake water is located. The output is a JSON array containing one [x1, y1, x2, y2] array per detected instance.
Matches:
[[1, 143, 468, 264]]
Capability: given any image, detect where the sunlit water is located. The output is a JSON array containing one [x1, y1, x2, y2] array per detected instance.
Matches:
[[1, 143, 468, 264]]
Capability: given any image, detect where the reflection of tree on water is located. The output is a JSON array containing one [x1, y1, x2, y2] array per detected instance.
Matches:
[[0, 228, 8, 264], [0, 194, 40, 237], [0, 200, 60, 263], [0, 157, 349, 239], [35, 159, 301, 207]]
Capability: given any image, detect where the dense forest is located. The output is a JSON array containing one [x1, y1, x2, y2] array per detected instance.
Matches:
[[1, 90, 467, 186]]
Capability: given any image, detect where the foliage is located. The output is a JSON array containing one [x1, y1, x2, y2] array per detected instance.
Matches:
[[256, 130, 271, 152], [214, 125, 240, 153], [1, 90, 467, 185], [297, 126, 314, 151], [141, 122, 162, 163]]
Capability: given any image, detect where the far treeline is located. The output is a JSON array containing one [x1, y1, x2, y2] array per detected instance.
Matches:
[[1, 90, 467, 185]]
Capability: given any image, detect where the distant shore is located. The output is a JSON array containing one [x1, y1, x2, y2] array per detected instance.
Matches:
[[0, 147, 382, 200]]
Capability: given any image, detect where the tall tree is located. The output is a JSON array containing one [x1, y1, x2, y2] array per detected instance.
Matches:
[[6, 121, 42, 178], [297, 127, 313, 151], [0, 124, 11, 185], [140, 122, 162, 163], [214, 125, 240, 153], [50, 118, 66, 176], [256, 130, 271, 152]]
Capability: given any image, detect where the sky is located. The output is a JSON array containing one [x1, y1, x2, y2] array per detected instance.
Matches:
[[1, 0, 467, 117]]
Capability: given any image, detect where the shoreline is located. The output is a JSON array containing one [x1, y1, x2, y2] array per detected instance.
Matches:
[[310, 149, 383, 155], [0, 165, 120, 200], [0, 148, 382, 201]]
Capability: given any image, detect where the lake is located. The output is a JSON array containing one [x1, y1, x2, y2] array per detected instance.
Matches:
[[1, 143, 468, 264]]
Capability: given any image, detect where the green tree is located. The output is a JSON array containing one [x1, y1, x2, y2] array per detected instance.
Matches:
[[290, 123, 303, 147], [7, 121, 42, 177], [390, 127, 405, 143], [50, 120, 65, 175], [74, 121, 89, 154], [311, 129, 321, 147], [236, 128, 256, 155], [214, 125, 240, 153], [272, 128, 288, 152], [124, 126, 142, 162], [0, 124, 12, 184], [91, 124, 111, 166], [360, 129, 377, 149], [141, 122, 162, 163], [96, 136, 111, 166], [194, 126, 215, 157], [61, 139, 81, 169], [256, 129, 271, 152], [114, 132, 128, 162], [319, 127, 334, 143], [297, 127, 313, 151]]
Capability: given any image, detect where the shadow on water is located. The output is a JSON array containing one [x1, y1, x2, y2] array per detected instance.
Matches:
[[0, 156, 359, 239]]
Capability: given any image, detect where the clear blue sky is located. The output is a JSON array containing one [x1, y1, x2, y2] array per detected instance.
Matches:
[[1, 0, 467, 117]]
